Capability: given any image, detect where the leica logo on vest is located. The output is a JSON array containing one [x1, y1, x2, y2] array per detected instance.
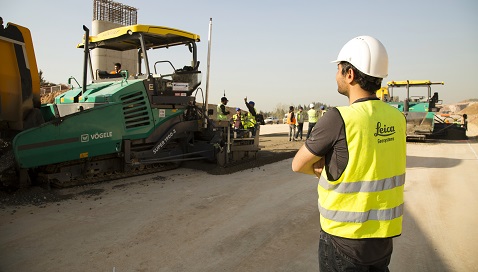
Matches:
[[374, 122, 396, 137]]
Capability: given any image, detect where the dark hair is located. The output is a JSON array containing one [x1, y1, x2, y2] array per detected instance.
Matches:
[[339, 61, 382, 94], [115, 63, 121, 68]]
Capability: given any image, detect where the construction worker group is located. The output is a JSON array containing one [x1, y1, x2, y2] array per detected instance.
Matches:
[[217, 95, 327, 140], [216, 96, 258, 137], [286, 104, 327, 141]]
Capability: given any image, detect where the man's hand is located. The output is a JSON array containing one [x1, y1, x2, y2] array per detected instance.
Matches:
[[244, 97, 247, 102], [313, 157, 325, 178], [292, 145, 322, 175]]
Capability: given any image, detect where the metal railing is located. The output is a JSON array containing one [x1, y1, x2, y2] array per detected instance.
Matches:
[[40, 85, 63, 95]]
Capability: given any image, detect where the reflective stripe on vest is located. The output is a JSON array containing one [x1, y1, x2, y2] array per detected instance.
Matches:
[[318, 100, 406, 239], [319, 203, 404, 223], [318, 174, 405, 193], [308, 109, 318, 123]]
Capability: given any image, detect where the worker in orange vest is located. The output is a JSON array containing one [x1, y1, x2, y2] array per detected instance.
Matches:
[[286, 106, 296, 141]]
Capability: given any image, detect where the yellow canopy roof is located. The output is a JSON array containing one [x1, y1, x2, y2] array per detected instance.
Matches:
[[77, 24, 200, 51], [387, 80, 444, 87]]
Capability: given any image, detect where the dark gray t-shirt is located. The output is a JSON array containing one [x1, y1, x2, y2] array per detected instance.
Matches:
[[304, 98, 393, 265]]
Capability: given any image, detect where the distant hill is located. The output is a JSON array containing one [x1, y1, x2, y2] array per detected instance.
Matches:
[[460, 98, 478, 103], [458, 102, 478, 115]]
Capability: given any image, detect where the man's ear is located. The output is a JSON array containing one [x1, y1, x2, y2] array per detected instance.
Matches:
[[345, 68, 355, 84]]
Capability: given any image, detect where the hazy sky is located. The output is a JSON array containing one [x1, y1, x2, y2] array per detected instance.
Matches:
[[3, 0, 477, 112]]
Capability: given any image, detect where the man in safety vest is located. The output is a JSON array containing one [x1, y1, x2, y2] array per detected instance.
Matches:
[[232, 108, 244, 130], [243, 97, 258, 136], [292, 36, 406, 271], [294, 106, 305, 140], [216, 97, 230, 121], [306, 103, 318, 139], [232, 107, 248, 138], [242, 111, 256, 130]]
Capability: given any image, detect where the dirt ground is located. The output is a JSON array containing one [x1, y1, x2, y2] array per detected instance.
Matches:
[[1, 125, 477, 272], [2, 101, 476, 208], [0, 129, 304, 208], [1, 103, 478, 271]]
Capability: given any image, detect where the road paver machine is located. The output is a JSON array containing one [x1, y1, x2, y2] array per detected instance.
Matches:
[[1, 23, 260, 188], [382, 80, 467, 140]]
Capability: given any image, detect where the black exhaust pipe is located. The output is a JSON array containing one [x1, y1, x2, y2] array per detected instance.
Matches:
[[82, 25, 89, 97]]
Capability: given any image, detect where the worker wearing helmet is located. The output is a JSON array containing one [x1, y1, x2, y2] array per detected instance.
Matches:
[[232, 107, 249, 138], [216, 96, 230, 121], [232, 107, 244, 130], [320, 105, 327, 117], [244, 97, 258, 136], [306, 103, 318, 139], [294, 106, 305, 140], [292, 36, 406, 271]]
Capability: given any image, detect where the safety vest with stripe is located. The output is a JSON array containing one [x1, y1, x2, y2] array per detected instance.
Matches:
[[318, 100, 406, 239], [217, 104, 228, 121], [244, 109, 256, 128], [308, 109, 318, 123]]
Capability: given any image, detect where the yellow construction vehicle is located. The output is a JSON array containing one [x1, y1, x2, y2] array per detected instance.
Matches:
[[1, 21, 46, 186], [0, 22, 43, 131]]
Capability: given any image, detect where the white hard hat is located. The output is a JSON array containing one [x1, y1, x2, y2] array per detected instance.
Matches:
[[332, 36, 388, 78], [309, 103, 314, 108]]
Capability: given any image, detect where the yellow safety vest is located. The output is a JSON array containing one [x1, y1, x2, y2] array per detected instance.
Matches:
[[318, 100, 406, 239], [250, 107, 257, 124], [233, 113, 244, 128], [296, 111, 304, 123], [308, 109, 318, 123], [243, 111, 256, 129], [217, 103, 228, 121]]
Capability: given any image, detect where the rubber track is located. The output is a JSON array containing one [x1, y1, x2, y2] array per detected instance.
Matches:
[[38, 158, 180, 188]]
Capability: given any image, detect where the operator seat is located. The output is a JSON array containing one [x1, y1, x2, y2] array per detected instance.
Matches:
[[97, 70, 123, 79]]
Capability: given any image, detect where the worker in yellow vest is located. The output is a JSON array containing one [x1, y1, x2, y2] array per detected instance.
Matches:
[[243, 111, 256, 130], [231, 107, 244, 138], [292, 36, 406, 271], [232, 107, 244, 130], [216, 96, 230, 121], [244, 97, 258, 136], [294, 106, 305, 140], [306, 103, 318, 139]]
